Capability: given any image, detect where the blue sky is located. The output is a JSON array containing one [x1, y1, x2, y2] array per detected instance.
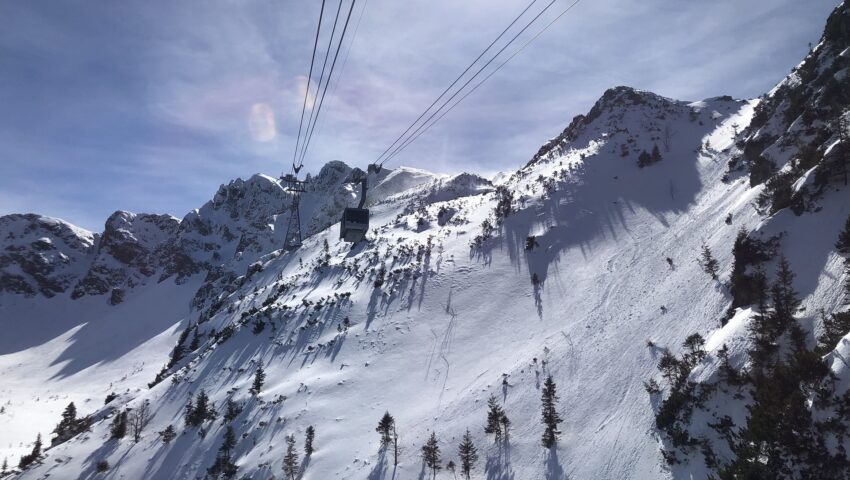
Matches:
[[0, 0, 839, 231]]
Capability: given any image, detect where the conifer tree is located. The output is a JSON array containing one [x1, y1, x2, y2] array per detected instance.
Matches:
[[110, 410, 128, 439], [500, 412, 511, 442], [159, 425, 177, 444], [1, 457, 7, 474], [189, 328, 200, 351], [421, 431, 442, 479], [700, 244, 720, 280], [18, 433, 42, 469], [484, 395, 503, 441], [305, 426, 315, 456], [817, 309, 850, 354], [376, 411, 395, 447], [541, 375, 563, 449], [185, 390, 216, 427], [283, 434, 299, 480], [457, 429, 478, 480], [836, 213, 850, 254], [224, 398, 241, 423], [652, 144, 663, 163], [208, 425, 237, 479], [251, 361, 266, 395]]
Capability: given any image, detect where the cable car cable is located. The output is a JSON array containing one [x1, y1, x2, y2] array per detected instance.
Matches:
[[382, 0, 582, 164], [295, 0, 346, 170], [374, 0, 542, 165], [292, 0, 326, 174], [379, 0, 561, 167], [298, 0, 358, 169]]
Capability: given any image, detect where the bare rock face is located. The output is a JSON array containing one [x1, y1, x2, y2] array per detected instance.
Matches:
[[0, 214, 96, 297], [70, 212, 182, 299], [0, 162, 441, 304]]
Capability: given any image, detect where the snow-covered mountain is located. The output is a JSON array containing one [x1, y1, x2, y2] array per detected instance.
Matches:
[[1, 3, 850, 479]]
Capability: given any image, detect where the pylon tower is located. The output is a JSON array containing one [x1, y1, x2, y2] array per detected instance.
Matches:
[[282, 173, 307, 250]]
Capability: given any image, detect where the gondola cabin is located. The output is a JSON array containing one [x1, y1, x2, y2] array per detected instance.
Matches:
[[339, 207, 369, 242]]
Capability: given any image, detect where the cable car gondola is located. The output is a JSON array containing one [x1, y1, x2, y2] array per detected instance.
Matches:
[[340, 164, 380, 243]]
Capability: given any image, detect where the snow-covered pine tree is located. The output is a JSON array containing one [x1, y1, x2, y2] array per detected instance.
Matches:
[[207, 425, 237, 479], [837, 213, 850, 254], [421, 431, 442, 479], [500, 412, 511, 441], [224, 398, 241, 422], [305, 425, 315, 456], [158, 425, 176, 444], [283, 434, 299, 480], [110, 410, 128, 439], [18, 433, 42, 469], [376, 411, 395, 447], [700, 244, 720, 280], [484, 395, 503, 441], [457, 429, 478, 480], [541, 375, 563, 449], [251, 361, 265, 395], [185, 390, 216, 427]]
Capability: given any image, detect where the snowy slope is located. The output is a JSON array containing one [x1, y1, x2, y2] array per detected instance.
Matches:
[[2, 4, 850, 479], [0, 91, 785, 480]]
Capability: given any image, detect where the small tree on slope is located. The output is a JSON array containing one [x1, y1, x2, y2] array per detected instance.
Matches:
[[305, 425, 315, 456], [541, 375, 563, 449], [251, 361, 266, 395], [207, 425, 237, 479], [376, 411, 395, 447], [421, 431, 442, 479], [484, 395, 503, 441], [700, 244, 720, 280], [457, 429, 479, 480], [283, 434, 299, 480]]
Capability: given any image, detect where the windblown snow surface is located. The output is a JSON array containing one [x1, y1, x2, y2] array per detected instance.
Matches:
[[2, 8, 850, 478]]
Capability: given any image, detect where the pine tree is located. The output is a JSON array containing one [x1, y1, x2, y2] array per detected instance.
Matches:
[[446, 460, 456, 476], [771, 256, 801, 339], [251, 361, 266, 395], [376, 411, 395, 447], [224, 398, 241, 422], [2, 457, 7, 474], [185, 390, 216, 427], [208, 425, 237, 479], [457, 429, 478, 480], [305, 426, 315, 456], [283, 434, 299, 480], [484, 395, 503, 441], [836, 213, 850, 254], [500, 412, 511, 442], [110, 410, 128, 439], [652, 144, 663, 163], [189, 328, 200, 351], [541, 375, 563, 449], [159, 425, 177, 444], [638, 150, 653, 168], [700, 244, 720, 280], [817, 309, 850, 354], [421, 431, 442, 479], [18, 433, 42, 469]]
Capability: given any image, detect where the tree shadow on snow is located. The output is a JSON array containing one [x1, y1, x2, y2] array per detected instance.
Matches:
[[367, 449, 388, 480], [485, 440, 515, 480], [544, 447, 567, 480]]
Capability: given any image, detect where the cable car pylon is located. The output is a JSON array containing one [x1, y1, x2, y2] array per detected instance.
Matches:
[[282, 169, 308, 251]]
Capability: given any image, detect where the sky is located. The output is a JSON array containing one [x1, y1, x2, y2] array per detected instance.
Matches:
[[0, 0, 840, 231]]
